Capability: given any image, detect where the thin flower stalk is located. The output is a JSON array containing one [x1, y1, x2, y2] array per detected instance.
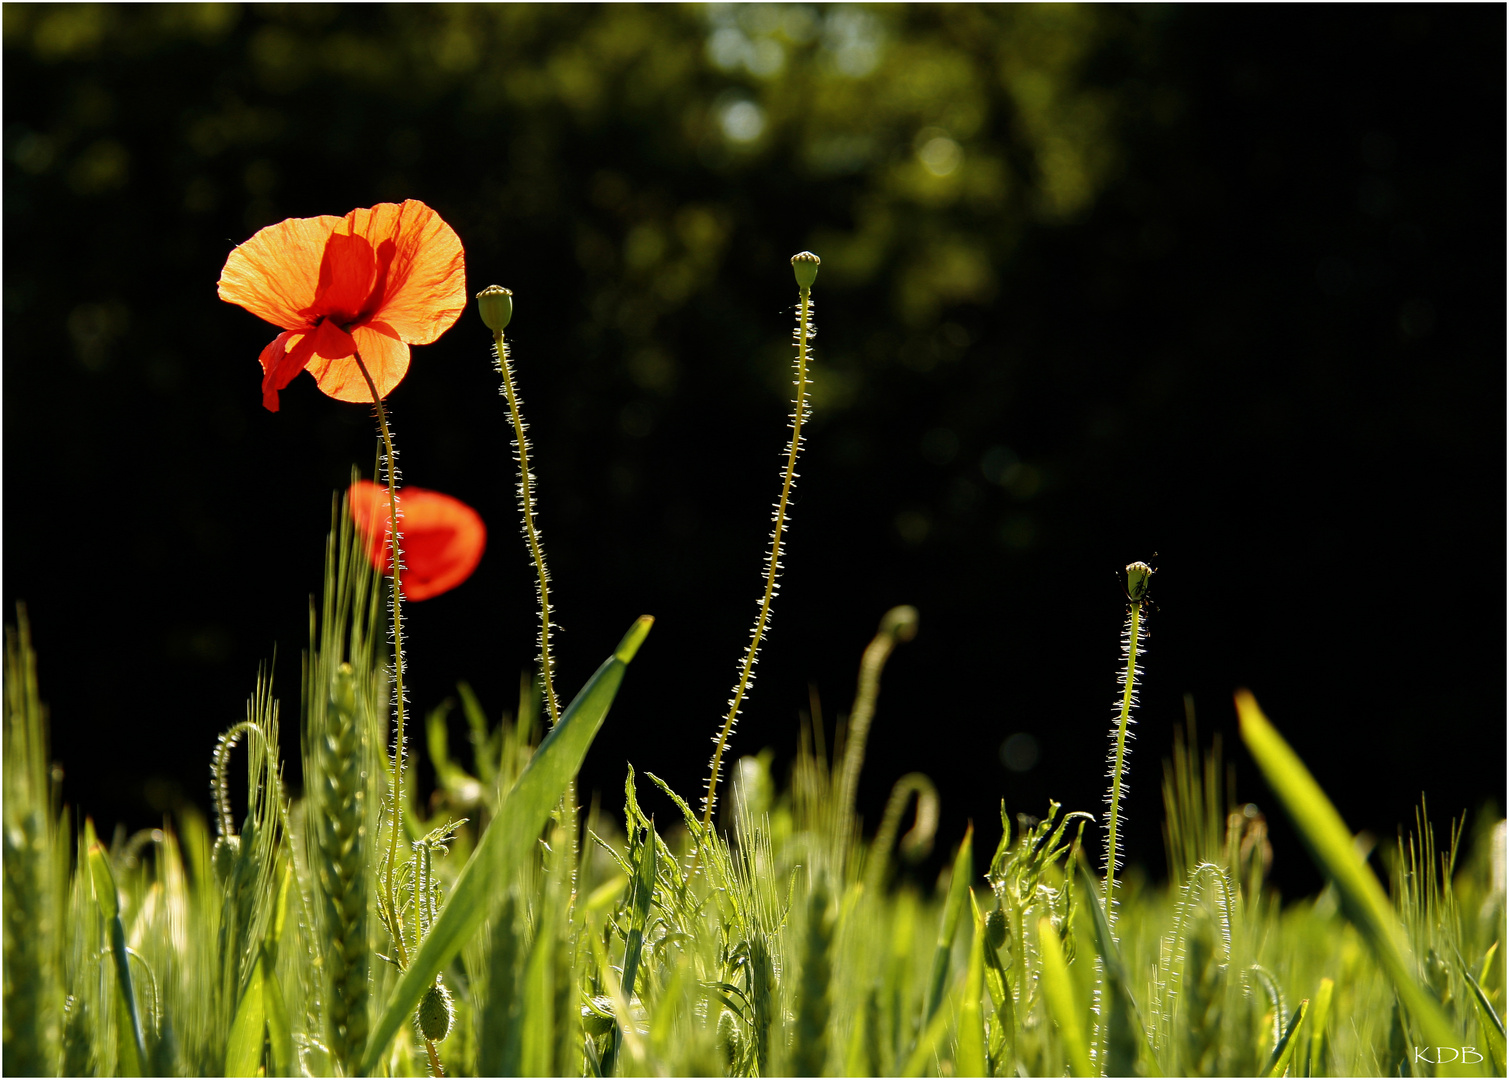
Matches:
[[352, 352, 413, 970], [700, 252, 821, 841], [1104, 560, 1154, 929], [479, 287, 561, 727]]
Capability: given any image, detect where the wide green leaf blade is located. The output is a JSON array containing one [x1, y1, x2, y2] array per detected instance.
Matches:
[[262, 945, 294, 1078], [359, 616, 652, 1075], [1235, 691, 1459, 1055], [1038, 916, 1093, 1078], [224, 951, 267, 1077]]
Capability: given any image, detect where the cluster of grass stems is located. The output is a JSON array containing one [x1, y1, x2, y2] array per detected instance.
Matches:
[[4, 256, 1503, 1078]]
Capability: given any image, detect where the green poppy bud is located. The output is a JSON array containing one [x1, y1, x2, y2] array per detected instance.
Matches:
[[1125, 561, 1154, 604], [984, 906, 1008, 950], [791, 251, 820, 290], [476, 285, 513, 333], [416, 980, 455, 1042]]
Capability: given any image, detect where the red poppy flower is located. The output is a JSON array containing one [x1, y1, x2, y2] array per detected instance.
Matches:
[[348, 480, 486, 601], [217, 200, 466, 412]]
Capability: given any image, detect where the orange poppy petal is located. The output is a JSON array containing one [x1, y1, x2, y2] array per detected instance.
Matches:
[[258, 330, 318, 413], [313, 231, 378, 324], [218, 214, 345, 330], [342, 200, 466, 345], [347, 481, 486, 601], [310, 318, 357, 360], [306, 325, 410, 404]]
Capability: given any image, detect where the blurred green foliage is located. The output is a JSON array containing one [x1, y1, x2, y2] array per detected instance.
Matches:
[[4, 2, 1156, 383]]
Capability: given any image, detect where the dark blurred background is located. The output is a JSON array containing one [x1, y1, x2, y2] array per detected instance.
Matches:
[[5, 4, 1504, 896]]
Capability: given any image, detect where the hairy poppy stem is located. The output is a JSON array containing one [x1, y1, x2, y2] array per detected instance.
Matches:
[[491, 328, 562, 728], [695, 253, 819, 875], [479, 288, 579, 903], [352, 350, 411, 971], [1104, 561, 1154, 932]]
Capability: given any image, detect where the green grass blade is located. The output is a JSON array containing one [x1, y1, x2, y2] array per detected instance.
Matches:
[[620, 818, 657, 1003], [1263, 999, 1308, 1078], [1076, 859, 1157, 1077], [87, 836, 147, 1076], [1459, 951, 1506, 1074], [520, 899, 560, 1078], [1307, 976, 1335, 1078], [1234, 691, 1459, 1053], [925, 824, 973, 1025], [224, 951, 267, 1077], [901, 976, 960, 1078], [262, 946, 294, 1078], [587, 918, 648, 1072], [360, 616, 652, 1075], [955, 892, 987, 1079], [1038, 916, 1093, 1078]]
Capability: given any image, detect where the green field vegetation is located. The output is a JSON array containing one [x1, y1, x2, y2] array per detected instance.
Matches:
[[3, 255, 1503, 1078], [3, 537, 1503, 1077]]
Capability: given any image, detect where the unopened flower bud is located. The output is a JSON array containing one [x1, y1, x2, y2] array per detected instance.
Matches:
[[476, 285, 513, 333], [1125, 561, 1155, 604], [416, 979, 455, 1042], [880, 604, 919, 643], [985, 906, 1008, 950], [790, 251, 820, 291]]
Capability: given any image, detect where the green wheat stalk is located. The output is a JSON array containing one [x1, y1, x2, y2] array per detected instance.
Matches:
[[3, 608, 62, 1076], [302, 488, 385, 1073]]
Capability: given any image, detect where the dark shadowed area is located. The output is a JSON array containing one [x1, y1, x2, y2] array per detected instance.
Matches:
[[4, 4, 1503, 896]]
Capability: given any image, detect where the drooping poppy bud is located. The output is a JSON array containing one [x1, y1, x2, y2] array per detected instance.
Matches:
[[348, 481, 487, 601], [476, 285, 513, 333]]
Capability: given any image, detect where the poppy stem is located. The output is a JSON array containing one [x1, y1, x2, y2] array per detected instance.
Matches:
[[490, 316, 579, 903], [351, 350, 412, 971], [696, 256, 818, 866], [491, 330, 562, 728]]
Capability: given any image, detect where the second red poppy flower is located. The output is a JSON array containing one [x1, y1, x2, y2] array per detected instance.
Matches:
[[348, 480, 486, 601]]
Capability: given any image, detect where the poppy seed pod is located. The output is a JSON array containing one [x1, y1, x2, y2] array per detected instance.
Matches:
[[791, 250, 820, 290], [476, 285, 513, 332]]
